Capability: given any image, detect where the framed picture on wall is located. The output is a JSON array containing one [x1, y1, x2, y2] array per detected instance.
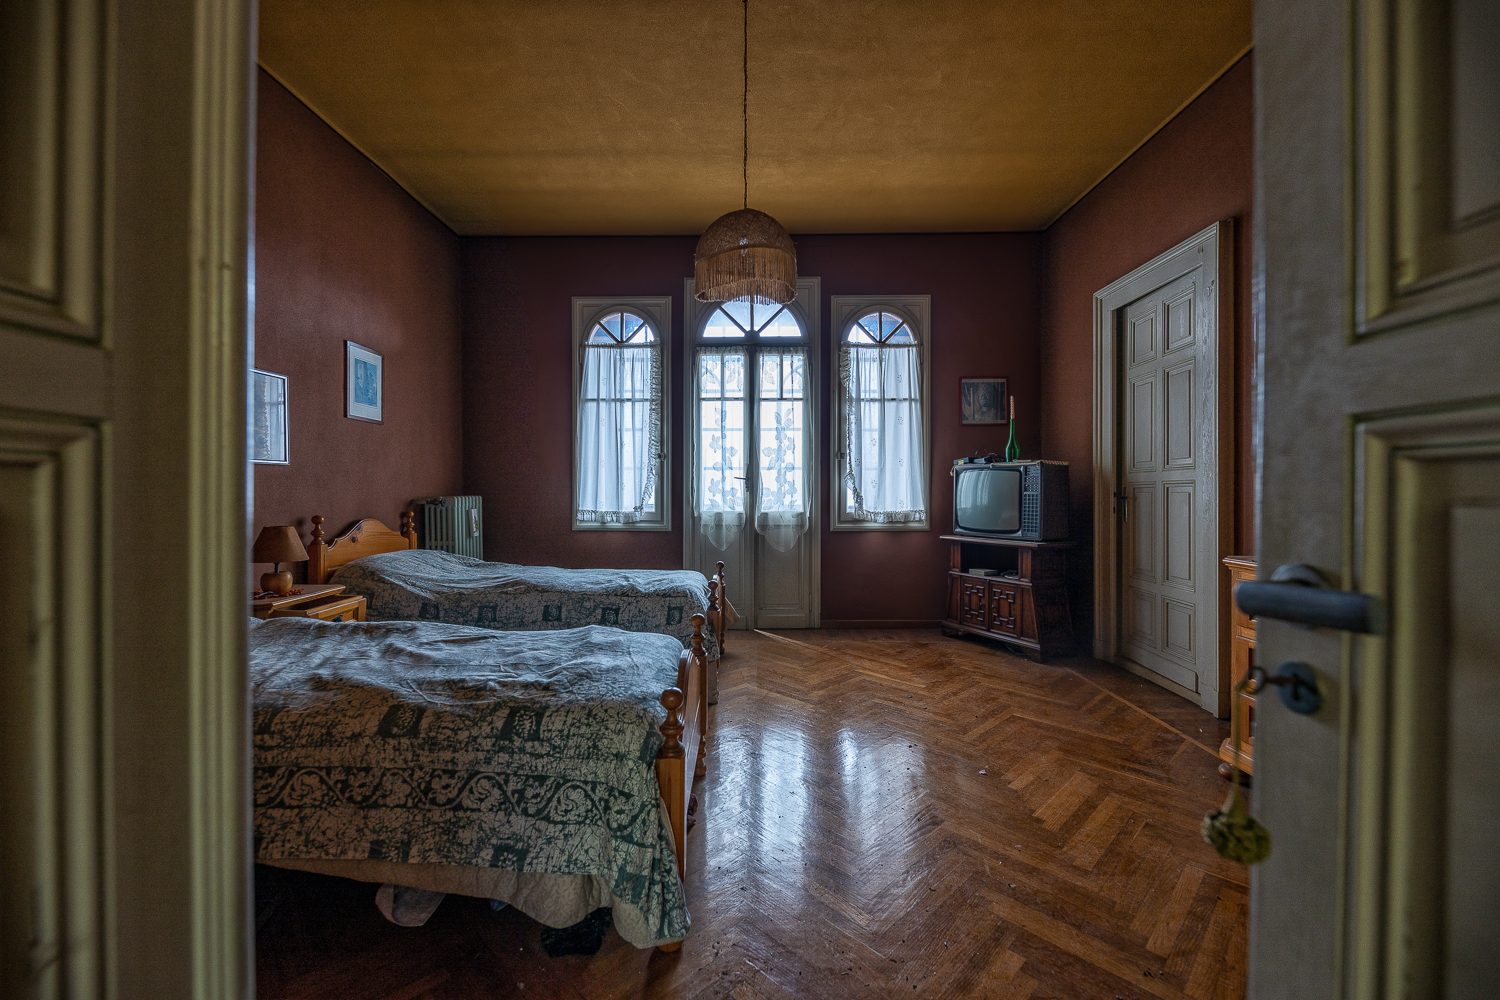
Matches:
[[960, 377, 1007, 424], [251, 369, 289, 464], [345, 341, 383, 423]]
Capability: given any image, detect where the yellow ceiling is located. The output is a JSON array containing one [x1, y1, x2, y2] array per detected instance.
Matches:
[[258, 1, 1252, 236]]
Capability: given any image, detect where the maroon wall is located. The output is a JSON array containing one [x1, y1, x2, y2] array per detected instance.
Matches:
[[252, 69, 463, 567], [460, 237, 694, 570], [460, 233, 1043, 622], [1039, 53, 1255, 637], [800, 235, 1043, 624]]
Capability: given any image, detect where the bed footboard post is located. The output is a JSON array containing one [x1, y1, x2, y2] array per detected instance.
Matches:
[[689, 614, 709, 778], [715, 561, 727, 651], [400, 509, 418, 548], [655, 688, 687, 880], [307, 515, 327, 584]]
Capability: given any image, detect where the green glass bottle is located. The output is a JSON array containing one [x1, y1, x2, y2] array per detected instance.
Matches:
[[1004, 394, 1020, 461]]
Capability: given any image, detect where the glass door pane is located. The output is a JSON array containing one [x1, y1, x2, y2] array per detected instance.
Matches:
[[697, 350, 747, 552], [756, 351, 808, 517]]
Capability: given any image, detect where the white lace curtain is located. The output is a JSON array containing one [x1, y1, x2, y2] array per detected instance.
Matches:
[[754, 348, 811, 552], [695, 347, 747, 550], [693, 346, 812, 553], [841, 343, 926, 522], [577, 341, 661, 522]]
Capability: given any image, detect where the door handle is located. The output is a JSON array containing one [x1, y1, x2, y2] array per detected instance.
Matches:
[[1234, 563, 1385, 635]]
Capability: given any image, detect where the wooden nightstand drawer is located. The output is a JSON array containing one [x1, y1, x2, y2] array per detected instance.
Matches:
[[271, 594, 366, 623]]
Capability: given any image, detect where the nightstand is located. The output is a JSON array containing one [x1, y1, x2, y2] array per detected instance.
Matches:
[[271, 593, 366, 623], [252, 583, 346, 620]]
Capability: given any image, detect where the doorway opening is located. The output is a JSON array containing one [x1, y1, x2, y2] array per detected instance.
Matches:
[[683, 279, 822, 629], [1091, 222, 1234, 716]]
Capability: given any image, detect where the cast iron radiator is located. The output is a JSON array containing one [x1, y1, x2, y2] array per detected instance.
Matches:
[[413, 495, 484, 559]]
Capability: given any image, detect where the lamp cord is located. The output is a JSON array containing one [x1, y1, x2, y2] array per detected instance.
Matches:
[[743, 0, 748, 210]]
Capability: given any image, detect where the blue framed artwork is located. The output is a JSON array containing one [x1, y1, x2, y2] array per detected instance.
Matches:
[[345, 341, 383, 423]]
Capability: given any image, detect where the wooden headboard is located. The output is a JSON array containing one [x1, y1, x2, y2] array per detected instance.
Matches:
[[306, 511, 418, 584]]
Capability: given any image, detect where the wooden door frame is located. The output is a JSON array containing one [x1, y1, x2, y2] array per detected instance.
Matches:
[[1091, 220, 1234, 715]]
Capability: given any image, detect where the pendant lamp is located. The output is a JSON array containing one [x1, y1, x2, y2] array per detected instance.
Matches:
[[694, 0, 797, 305]]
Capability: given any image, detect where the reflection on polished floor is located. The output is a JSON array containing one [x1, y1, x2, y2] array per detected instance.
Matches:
[[256, 629, 1247, 999]]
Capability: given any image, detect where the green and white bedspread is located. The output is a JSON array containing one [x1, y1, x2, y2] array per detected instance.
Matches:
[[250, 617, 690, 945], [328, 550, 721, 663]]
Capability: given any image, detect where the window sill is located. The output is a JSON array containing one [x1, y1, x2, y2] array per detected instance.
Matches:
[[829, 518, 931, 532], [572, 520, 672, 532]]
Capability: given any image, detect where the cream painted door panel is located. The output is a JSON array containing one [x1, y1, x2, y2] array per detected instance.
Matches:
[[1120, 269, 1215, 703], [0, 1, 251, 997], [1251, 0, 1500, 996]]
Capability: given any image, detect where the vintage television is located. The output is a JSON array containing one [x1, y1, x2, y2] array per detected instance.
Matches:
[[951, 459, 1069, 540]]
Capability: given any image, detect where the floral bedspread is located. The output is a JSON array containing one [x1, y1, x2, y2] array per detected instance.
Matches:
[[250, 617, 689, 945], [328, 550, 721, 662]]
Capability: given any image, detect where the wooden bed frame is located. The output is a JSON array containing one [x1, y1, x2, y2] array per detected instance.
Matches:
[[303, 512, 732, 652], [655, 616, 710, 951], [293, 512, 716, 949], [262, 617, 708, 952]]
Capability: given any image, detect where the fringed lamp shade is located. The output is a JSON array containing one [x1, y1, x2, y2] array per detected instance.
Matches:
[[693, 208, 797, 304]]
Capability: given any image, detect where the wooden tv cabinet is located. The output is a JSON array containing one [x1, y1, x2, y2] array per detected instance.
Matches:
[[941, 535, 1074, 661]]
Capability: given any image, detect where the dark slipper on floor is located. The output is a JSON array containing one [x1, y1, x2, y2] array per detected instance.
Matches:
[[540, 907, 613, 958]]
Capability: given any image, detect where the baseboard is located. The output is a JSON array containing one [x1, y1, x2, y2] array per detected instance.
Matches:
[[1115, 656, 1202, 706], [816, 619, 945, 630]]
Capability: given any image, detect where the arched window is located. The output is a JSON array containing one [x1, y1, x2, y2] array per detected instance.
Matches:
[[700, 299, 806, 340], [832, 298, 930, 529], [586, 309, 657, 345], [573, 300, 670, 529]]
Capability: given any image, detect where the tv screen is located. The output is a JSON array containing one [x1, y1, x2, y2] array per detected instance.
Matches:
[[955, 466, 1020, 533]]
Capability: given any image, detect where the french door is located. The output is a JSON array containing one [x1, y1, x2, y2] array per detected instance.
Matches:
[[684, 279, 821, 629]]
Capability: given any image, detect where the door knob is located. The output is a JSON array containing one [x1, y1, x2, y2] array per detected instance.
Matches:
[[1234, 563, 1385, 635]]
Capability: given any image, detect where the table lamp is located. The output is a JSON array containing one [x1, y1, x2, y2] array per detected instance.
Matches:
[[252, 525, 308, 596]]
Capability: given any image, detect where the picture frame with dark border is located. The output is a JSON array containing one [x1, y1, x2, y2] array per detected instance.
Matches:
[[960, 376, 1007, 425], [251, 368, 290, 464], [345, 341, 383, 423]]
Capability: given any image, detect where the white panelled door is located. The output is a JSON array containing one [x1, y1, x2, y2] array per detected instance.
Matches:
[[0, 0, 252, 995], [1251, 0, 1500, 994], [1098, 224, 1230, 715], [685, 280, 820, 629]]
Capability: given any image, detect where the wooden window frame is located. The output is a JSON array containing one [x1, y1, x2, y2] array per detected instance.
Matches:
[[828, 294, 932, 532], [571, 296, 672, 532]]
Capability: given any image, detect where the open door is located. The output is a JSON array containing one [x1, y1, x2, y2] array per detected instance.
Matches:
[[0, 1, 252, 996], [1251, 0, 1500, 995]]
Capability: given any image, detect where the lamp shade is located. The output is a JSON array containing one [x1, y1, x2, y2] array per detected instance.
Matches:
[[252, 525, 308, 564], [693, 208, 797, 304]]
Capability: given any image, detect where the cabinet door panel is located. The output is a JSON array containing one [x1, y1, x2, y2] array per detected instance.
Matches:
[[989, 583, 1018, 634], [960, 579, 987, 628]]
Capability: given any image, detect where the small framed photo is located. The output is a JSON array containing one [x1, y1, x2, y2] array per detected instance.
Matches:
[[345, 341, 383, 423], [960, 377, 1008, 425], [251, 369, 289, 464]]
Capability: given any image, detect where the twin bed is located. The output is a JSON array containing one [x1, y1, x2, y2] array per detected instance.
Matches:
[[306, 512, 734, 670], [252, 512, 730, 951]]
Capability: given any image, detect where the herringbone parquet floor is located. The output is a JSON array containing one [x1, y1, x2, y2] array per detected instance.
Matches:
[[256, 629, 1247, 999]]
